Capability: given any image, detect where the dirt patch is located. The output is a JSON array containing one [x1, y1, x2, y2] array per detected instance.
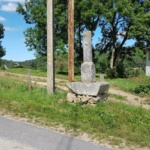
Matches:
[[109, 88, 150, 110]]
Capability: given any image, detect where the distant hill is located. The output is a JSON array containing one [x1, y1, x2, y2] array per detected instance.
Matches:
[[0, 59, 46, 70]]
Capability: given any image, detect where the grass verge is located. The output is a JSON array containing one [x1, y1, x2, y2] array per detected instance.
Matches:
[[0, 76, 150, 148]]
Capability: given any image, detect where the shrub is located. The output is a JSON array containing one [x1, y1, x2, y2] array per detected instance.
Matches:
[[124, 68, 144, 78], [133, 84, 150, 95], [55, 54, 68, 74]]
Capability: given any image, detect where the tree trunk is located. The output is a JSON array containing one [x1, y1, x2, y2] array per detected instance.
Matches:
[[109, 47, 116, 78], [110, 48, 115, 69]]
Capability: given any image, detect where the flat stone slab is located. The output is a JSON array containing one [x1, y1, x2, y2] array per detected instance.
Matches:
[[67, 82, 109, 96]]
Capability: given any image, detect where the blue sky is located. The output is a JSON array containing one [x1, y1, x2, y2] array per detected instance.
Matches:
[[0, 0, 35, 61]]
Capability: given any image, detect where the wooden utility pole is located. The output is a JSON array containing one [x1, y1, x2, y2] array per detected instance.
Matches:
[[47, 0, 55, 94], [68, 0, 74, 82], [28, 69, 31, 91]]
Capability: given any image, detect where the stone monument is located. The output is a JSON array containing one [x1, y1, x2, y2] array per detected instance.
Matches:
[[67, 31, 109, 104]]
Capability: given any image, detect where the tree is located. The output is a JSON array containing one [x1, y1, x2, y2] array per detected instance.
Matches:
[[74, 0, 102, 63], [134, 0, 150, 48], [0, 23, 5, 59], [95, 0, 150, 77], [16, 0, 68, 57], [17, 0, 150, 77], [16, 0, 102, 62]]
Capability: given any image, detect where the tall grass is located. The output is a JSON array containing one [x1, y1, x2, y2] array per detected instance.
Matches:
[[0, 76, 150, 148]]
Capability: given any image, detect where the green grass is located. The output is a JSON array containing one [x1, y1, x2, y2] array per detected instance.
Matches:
[[0, 76, 150, 148], [3, 68, 69, 80], [2, 68, 150, 95], [6, 68, 47, 77], [106, 78, 138, 92], [109, 93, 128, 101], [106, 76, 150, 93]]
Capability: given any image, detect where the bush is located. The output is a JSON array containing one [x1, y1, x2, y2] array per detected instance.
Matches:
[[0, 65, 5, 70], [133, 84, 150, 95], [55, 54, 68, 74], [94, 52, 109, 74], [124, 68, 144, 78]]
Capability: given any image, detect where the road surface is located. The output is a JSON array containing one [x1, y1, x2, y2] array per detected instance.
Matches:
[[0, 116, 113, 150]]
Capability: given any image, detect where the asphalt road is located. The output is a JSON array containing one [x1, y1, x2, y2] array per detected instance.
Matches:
[[0, 116, 114, 150]]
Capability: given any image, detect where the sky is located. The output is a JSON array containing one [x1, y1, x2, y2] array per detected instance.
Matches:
[[0, 0, 35, 61]]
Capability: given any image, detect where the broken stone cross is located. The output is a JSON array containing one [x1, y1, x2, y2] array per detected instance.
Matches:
[[81, 31, 96, 83], [66, 30, 109, 100]]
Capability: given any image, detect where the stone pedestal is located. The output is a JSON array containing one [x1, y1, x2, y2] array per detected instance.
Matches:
[[67, 31, 109, 105]]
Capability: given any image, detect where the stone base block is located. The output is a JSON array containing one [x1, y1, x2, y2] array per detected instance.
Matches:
[[67, 82, 109, 96]]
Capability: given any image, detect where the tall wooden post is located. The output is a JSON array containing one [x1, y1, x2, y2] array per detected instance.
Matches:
[[28, 69, 31, 91], [68, 0, 74, 82], [47, 0, 55, 94]]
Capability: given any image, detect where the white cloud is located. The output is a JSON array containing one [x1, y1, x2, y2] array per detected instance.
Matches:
[[4, 26, 18, 31], [0, 0, 25, 2], [1, 2, 17, 12], [0, 16, 6, 21]]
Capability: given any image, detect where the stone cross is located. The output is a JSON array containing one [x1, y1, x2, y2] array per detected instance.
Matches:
[[81, 31, 96, 83]]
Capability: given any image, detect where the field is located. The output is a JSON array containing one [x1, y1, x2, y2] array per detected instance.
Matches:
[[0, 68, 150, 149]]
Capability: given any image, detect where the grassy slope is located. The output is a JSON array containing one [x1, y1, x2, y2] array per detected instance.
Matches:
[[0, 75, 150, 148]]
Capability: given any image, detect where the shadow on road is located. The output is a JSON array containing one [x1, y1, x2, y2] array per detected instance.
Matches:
[[55, 135, 74, 150], [55, 105, 79, 150]]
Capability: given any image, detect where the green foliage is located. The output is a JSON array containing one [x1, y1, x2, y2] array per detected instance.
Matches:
[[0, 23, 5, 59], [106, 75, 150, 96], [17, 0, 47, 56], [94, 51, 109, 74], [96, 0, 150, 77], [55, 53, 68, 74], [106, 77, 141, 92], [16, 0, 68, 57], [74, 0, 102, 62], [107, 47, 146, 78], [15, 0, 150, 78], [124, 68, 144, 78], [16, 0, 102, 63], [134, 84, 150, 95]]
